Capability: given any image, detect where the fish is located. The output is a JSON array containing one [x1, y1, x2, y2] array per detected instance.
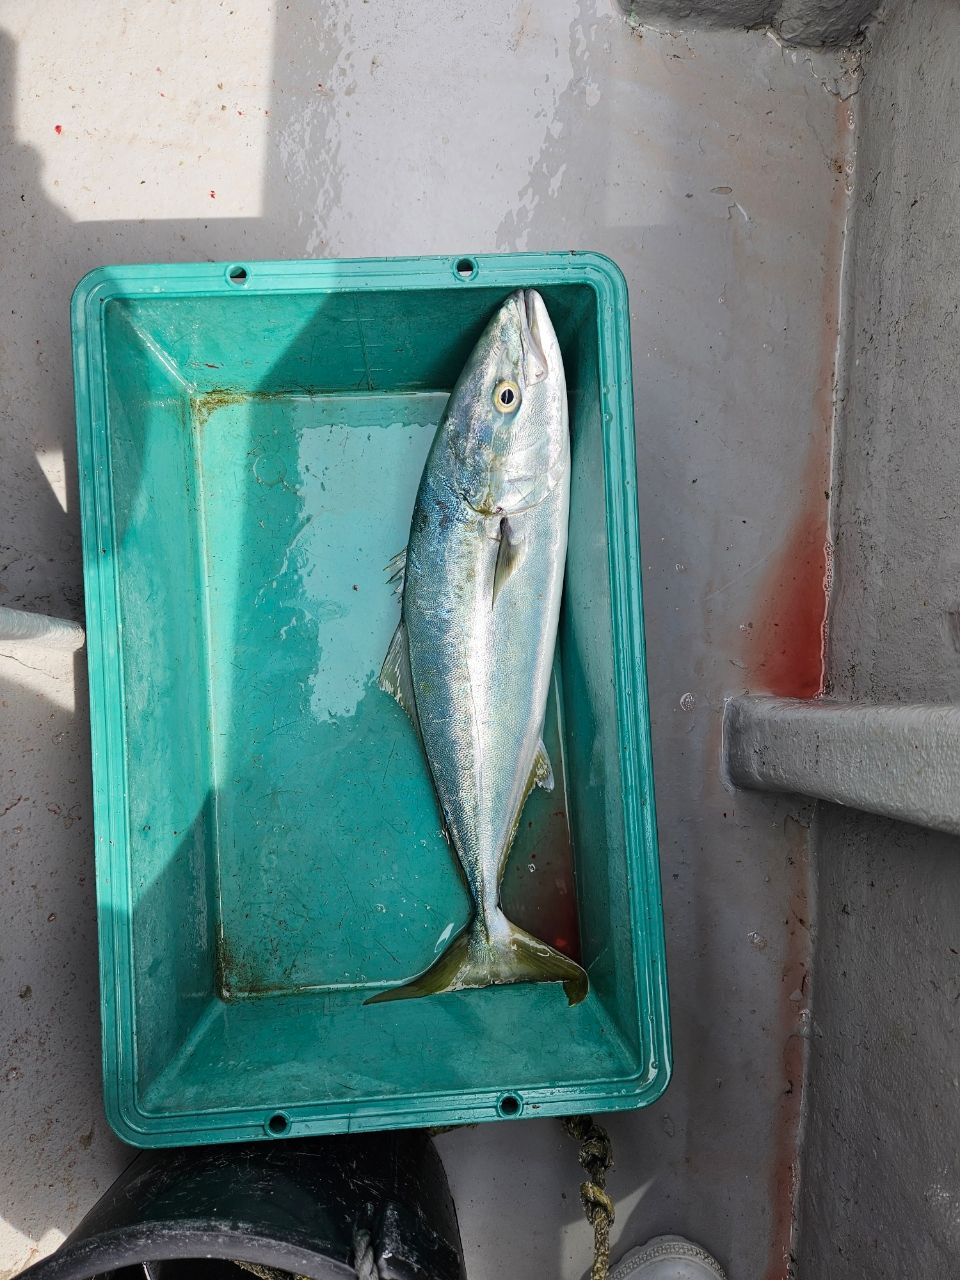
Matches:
[[366, 288, 588, 1006]]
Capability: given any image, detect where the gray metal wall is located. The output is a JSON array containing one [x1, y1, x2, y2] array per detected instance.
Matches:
[[799, 1, 960, 1274]]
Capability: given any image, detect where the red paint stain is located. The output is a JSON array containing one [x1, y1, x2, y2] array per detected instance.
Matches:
[[54, 124, 62, 135], [209, 189, 216, 199]]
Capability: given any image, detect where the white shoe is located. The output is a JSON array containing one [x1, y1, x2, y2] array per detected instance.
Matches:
[[610, 1235, 727, 1279]]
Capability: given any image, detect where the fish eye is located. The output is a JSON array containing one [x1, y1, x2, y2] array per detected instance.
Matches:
[[492, 380, 521, 413]]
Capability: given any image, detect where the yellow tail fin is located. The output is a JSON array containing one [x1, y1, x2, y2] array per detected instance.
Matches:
[[364, 912, 588, 1006]]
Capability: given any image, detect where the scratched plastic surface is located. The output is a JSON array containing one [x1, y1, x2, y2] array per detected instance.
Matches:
[[72, 253, 670, 1145]]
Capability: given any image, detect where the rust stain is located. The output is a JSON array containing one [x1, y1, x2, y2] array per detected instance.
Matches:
[[744, 99, 850, 703], [746, 442, 829, 699], [191, 388, 248, 430], [191, 388, 334, 431], [217, 934, 291, 1000], [759, 96, 850, 1280], [763, 815, 812, 1280]]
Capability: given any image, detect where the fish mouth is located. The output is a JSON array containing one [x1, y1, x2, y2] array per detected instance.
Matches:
[[517, 289, 550, 386]]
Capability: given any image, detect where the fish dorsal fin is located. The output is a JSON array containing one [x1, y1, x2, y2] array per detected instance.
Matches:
[[385, 547, 406, 598], [493, 518, 524, 607], [378, 619, 422, 741]]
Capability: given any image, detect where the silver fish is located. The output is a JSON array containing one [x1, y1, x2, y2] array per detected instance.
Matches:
[[367, 289, 588, 1006]]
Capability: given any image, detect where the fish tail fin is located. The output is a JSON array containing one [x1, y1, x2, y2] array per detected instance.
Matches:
[[364, 912, 588, 1006], [363, 927, 475, 1006], [494, 916, 589, 1005]]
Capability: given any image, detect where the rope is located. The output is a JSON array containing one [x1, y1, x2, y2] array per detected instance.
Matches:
[[232, 1123, 612, 1280], [352, 1225, 381, 1280], [233, 1263, 310, 1280], [563, 1114, 615, 1280]]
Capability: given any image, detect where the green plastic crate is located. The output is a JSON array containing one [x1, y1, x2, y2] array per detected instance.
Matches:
[[72, 252, 671, 1146]]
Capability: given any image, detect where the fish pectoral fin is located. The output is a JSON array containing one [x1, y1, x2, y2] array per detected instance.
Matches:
[[384, 547, 407, 598], [492, 518, 524, 607], [378, 619, 422, 740]]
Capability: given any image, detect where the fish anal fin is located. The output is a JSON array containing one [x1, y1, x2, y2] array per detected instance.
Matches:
[[532, 737, 554, 793], [503, 738, 556, 857], [492, 518, 524, 607], [378, 620, 421, 739]]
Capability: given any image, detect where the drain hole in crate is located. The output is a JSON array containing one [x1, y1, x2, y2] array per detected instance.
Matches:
[[455, 257, 477, 280], [267, 1111, 290, 1135], [227, 264, 249, 284], [497, 1093, 521, 1117]]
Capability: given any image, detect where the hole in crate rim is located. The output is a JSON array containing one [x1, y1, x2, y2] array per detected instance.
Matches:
[[453, 256, 478, 281], [226, 263, 249, 285], [266, 1111, 291, 1135], [497, 1092, 522, 1117]]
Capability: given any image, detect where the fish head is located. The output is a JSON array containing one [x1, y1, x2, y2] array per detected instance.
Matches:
[[443, 289, 568, 517]]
